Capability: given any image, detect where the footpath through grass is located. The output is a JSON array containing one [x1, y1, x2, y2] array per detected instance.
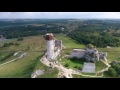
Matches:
[[0, 52, 42, 78]]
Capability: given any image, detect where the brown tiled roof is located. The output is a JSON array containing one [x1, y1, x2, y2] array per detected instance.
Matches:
[[46, 33, 53, 40]]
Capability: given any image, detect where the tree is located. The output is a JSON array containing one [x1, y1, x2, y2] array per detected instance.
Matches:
[[87, 44, 95, 49], [107, 67, 116, 77]]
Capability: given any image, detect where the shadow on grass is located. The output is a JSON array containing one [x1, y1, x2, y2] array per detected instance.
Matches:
[[69, 57, 86, 64], [63, 57, 86, 70]]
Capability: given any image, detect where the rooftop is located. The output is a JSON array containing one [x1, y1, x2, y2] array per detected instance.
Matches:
[[46, 33, 54, 40]]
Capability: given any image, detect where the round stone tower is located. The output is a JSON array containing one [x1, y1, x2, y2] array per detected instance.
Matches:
[[46, 33, 55, 60]]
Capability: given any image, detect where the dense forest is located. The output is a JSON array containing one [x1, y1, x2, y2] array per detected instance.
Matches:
[[69, 29, 120, 47], [68, 20, 120, 47], [0, 19, 68, 38], [0, 25, 62, 38], [0, 19, 120, 47], [104, 62, 120, 77]]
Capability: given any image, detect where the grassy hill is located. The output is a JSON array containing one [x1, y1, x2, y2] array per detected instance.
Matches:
[[0, 35, 45, 78], [0, 33, 120, 78]]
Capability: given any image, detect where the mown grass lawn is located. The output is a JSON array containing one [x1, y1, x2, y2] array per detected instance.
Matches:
[[60, 57, 85, 70], [95, 60, 108, 71]]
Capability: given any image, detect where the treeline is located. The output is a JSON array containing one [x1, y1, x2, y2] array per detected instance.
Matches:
[[69, 30, 120, 47], [0, 24, 62, 39], [3, 42, 20, 47], [0, 19, 68, 27], [104, 62, 120, 77], [17, 37, 24, 41]]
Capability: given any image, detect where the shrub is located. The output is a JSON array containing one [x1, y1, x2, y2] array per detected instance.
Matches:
[[107, 67, 117, 77], [78, 66, 82, 70], [3, 43, 9, 47], [17, 37, 24, 41], [74, 65, 78, 68], [64, 63, 69, 67], [15, 43, 20, 46]]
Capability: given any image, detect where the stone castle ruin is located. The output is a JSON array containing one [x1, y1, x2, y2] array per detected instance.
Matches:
[[45, 33, 62, 60], [70, 44, 107, 62]]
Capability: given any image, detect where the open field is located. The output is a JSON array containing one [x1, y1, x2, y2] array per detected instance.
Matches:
[[0, 52, 42, 78], [0, 35, 46, 51], [0, 33, 120, 78], [55, 33, 85, 49], [97, 47, 120, 62], [0, 39, 16, 47], [0, 35, 45, 78], [0, 51, 13, 62]]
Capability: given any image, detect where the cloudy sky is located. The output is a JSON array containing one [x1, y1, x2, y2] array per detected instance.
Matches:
[[0, 12, 120, 19]]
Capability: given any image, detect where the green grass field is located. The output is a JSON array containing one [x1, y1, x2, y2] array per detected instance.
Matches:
[[0, 39, 17, 47], [60, 57, 85, 70], [0, 35, 45, 78], [95, 60, 108, 71], [0, 51, 13, 62], [55, 33, 85, 49], [0, 52, 42, 78], [0, 33, 120, 78], [97, 47, 120, 62]]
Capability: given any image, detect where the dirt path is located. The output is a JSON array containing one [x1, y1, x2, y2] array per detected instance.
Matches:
[[40, 53, 111, 78], [40, 54, 73, 78], [0, 52, 27, 67], [0, 58, 17, 67], [96, 60, 111, 76]]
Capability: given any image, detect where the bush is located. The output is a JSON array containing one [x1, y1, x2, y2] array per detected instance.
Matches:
[[74, 65, 78, 68], [64, 63, 69, 67], [17, 37, 24, 41], [3, 42, 14, 47], [3, 43, 9, 47], [87, 44, 95, 49], [9, 42, 14, 45], [107, 67, 117, 77], [78, 66, 82, 70], [14, 43, 20, 46]]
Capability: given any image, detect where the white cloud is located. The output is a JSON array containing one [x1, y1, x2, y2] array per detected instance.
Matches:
[[0, 12, 120, 19]]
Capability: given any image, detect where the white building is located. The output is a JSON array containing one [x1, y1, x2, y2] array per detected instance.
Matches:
[[46, 33, 62, 60], [70, 47, 107, 62], [70, 49, 86, 58]]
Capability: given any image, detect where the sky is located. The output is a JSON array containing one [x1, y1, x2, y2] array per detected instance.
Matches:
[[0, 12, 120, 19]]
